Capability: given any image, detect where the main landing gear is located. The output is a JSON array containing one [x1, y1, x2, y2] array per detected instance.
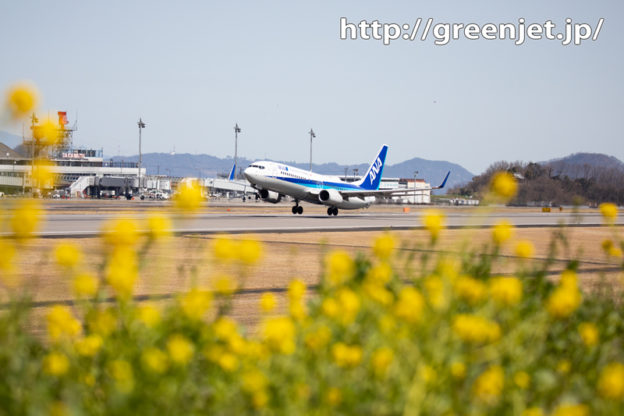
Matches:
[[327, 207, 338, 216], [291, 202, 303, 215]]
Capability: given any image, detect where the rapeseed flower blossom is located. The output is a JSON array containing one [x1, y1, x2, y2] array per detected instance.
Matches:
[[597, 362, 624, 400], [372, 233, 396, 260], [394, 286, 424, 323], [167, 334, 195, 365], [325, 250, 355, 286], [10, 200, 41, 240], [146, 213, 172, 239], [331, 342, 363, 368], [473, 365, 504, 404], [260, 292, 277, 313], [5, 82, 38, 119], [101, 218, 139, 247], [75, 335, 103, 357], [43, 352, 69, 376], [261, 316, 295, 354], [578, 322, 599, 347], [514, 240, 535, 259], [492, 220, 514, 245], [599, 202, 617, 223], [371, 347, 394, 378], [54, 243, 82, 268], [141, 347, 169, 374], [454, 275, 486, 305], [238, 239, 263, 264], [489, 171, 517, 201], [489, 276, 522, 307], [452, 314, 501, 344], [109, 360, 134, 393], [180, 288, 212, 321], [422, 209, 445, 240], [551, 404, 588, 416], [47, 305, 82, 341], [174, 180, 203, 212], [136, 304, 161, 328]]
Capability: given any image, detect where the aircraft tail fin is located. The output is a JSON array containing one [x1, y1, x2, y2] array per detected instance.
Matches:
[[228, 163, 236, 181], [356, 144, 388, 190]]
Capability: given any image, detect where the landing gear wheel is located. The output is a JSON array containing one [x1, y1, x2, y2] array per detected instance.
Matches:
[[332, 207, 338, 216], [297, 206, 303, 215], [292, 206, 297, 214], [327, 207, 333, 216]]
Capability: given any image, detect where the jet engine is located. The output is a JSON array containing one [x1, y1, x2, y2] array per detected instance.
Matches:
[[259, 189, 282, 204], [318, 189, 343, 205]]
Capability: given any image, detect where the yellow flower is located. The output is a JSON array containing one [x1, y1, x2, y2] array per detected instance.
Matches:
[[489, 276, 523, 307], [473, 365, 504, 404], [514, 371, 530, 389], [87, 308, 117, 336], [75, 335, 103, 357], [102, 218, 139, 247], [146, 213, 172, 239], [213, 317, 238, 341], [174, 180, 203, 212], [260, 316, 296, 354], [217, 353, 238, 372], [450, 361, 466, 380], [452, 314, 501, 344], [366, 262, 393, 286], [598, 362, 624, 400], [32, 160, 56, 188], [241, 369, 268, 393], [109, 360, 134, 393], [238, 239, 263, 265], [260, 292, 277, 313], [43, 352, 69, 376], [33, 116, 62, 146], [72, 273, 99, 297], [514, 240, 535, 259], [489, 171, 517, 201], [47, 305, 82, 341], [331, 342, 363, 368], [289, 300, 306, 322], [5, 82, 39, 120], [136, 304, 161, 328], [557, 360, 571, 374], [325, 250, 355, 286], [213, 235, 237, 261], [547, 284, 582, 319], [304, 325, 331, 352], [394, 286, 424, 323], [454, 275, 486, 305], [10, 200, 41, 240], [288, 279, 306, 301], [326, 387, 342, 406], [371, 347, 394, 378], [363, 280, 393, 305], [492, 220, 514, 245], [373, 233, 396, 260], [337, 288, 360, 325], [551, 404, 588, 416], [422, 209, 445, 240], [251, 390, 268, 409], [142, 347, 169, 374], [167, 334, 195, 365], [105, 247, 138, 298], [213, 274, 237, 295], [180, 288, 212, 321], [599, 202, 618, 223], [578, 322, 599, 347], [321, 298, 340, 319], [425, 275, 448, 310]]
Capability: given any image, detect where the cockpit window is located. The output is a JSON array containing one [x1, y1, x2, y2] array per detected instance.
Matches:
[[248, 164, 265, 169]]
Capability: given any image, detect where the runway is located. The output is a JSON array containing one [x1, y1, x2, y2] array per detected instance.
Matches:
[[8, 205, 622, 238]]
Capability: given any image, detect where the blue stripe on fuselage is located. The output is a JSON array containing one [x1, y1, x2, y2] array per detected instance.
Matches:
[[268, 176, 362, 191]]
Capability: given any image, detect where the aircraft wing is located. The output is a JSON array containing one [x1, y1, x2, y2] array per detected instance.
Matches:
[[338, 171, 450, 198]]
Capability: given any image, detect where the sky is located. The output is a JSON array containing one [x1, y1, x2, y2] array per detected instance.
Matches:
[[1, 1, 622, 174]]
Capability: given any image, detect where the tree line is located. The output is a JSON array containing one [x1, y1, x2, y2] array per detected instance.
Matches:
[[450, 161, 624, 206]]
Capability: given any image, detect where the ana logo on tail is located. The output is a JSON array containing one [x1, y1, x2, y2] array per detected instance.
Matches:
[[369, 157, 382, 185]]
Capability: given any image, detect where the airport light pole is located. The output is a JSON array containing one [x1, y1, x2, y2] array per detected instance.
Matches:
[[309, 128, 315, 171], [138, 118, 146, 194], [234, 124, 241, 180], [413, 170, 419, 204]]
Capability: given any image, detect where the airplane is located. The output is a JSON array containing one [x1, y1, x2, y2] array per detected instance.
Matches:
[[243, 144, 450, 216], [228, 163, 236, 181]]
